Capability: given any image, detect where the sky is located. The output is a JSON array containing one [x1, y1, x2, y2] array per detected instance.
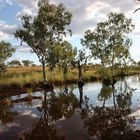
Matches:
[[0, 0, 140, 65]]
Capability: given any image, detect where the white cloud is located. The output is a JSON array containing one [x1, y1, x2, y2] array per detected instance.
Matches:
[[0, 0, 16, 9], [0, 21, 17, 41], [0, 31, 10, 40], [132, 9, 140, 35], [0, 0, 37, 9], [130, 46, 140, 62], [15, 0, 38, 19], [14, 44, 31, 53], [2, 0, 136, 36], [49, 0, 138, 35], [16, 8, 33, 19], [1, 0, 140, 61], [0, 0, 14, 6], [16, 0, 38, 8], [5, 0, 14, 5], [1, 0, 140, 39]]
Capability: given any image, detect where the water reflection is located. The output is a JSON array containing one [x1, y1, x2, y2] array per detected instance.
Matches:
[[98, 84, 113, 108], [82, 78, 140, 140], [0, 98, 17, 123], [116, 78, 134, 110], [1, 76, 140, 140], [22, 89, 79, 140], [83, 106, 136, 140]]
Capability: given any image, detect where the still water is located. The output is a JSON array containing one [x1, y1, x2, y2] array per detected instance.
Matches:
[[1, 75, 140, 140]]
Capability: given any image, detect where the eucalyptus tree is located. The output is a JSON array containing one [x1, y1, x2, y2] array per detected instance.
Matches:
[[47, 42, 62, 72], [81, 13, 134, 78], [44, 42, 62, 81], [22, 60, 33, 67], [0, 41, 15, 73], [71, 48, 89, 81], [77, 49, 89, 81], [8, 60, 22, 67], [116, 51, 134, 78], [56, 41, 77, 81], [15, 0, 72, 82]]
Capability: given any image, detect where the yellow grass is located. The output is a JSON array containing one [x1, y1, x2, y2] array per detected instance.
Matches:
[[0, 66, 98, 91], [1, 66, 139, 91]]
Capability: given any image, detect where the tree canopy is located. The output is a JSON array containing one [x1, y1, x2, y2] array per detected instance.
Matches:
[[8, 60, 22, 67], [0, 41, 15, 64], [22, 60, 33, 67], [50, 41, 77, 80], [15, 0, 72, 82], [0, 41, 15, 73], [81, 12, 134, 77]]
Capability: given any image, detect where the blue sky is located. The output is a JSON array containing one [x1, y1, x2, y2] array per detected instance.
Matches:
[[0, 0, 140, 65]]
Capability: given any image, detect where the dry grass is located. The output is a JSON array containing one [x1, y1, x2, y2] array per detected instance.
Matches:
[[1, 66, 139, 92], [0, 66, 99, 91]]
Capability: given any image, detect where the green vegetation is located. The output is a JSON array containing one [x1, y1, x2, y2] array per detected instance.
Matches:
[[52, 41, 77, 81], [82, 12, 134, 79], [76, 48, 89, 81], [15, 0, 72, 82], [0, 0, 140, 95], [7, 60, 22, 67], [22, 60, 33, 67], [0, 41, 15, 74], [0, 66, 140, 94], [0, 66, 97, 92]]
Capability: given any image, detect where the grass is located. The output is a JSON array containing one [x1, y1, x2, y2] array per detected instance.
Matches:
[[0, 66, 140, 94], [0, 66, 98, 92]]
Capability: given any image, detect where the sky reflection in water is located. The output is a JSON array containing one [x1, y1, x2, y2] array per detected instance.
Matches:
[[1, 75, 140, 140]]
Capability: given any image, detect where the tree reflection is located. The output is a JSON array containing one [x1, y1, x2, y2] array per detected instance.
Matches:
[[20, 77, 140, 140], [83, 106, 136, 140], [78, 83, 90, 121], [116, 78, 134, 111], [78, 83, 84, 109], [98, 83, 113, 108], [22, 89, 79, 140], [82, 79, 139, 140], [0, 98, 17, 123]]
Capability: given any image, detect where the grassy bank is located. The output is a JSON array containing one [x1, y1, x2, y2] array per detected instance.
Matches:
[[0, 66, 140, 95], [0, 67, 99, 94]]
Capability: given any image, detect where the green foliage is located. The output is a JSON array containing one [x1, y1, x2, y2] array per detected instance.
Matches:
[[82, 12, 134, 78], [22, 60, 33, 67], [77, 48, 90, 80], [0, 98, 17, 123], [57, 41, 77, 80], [0, 41, 15, 64], [98, 85, 113, 101], [0, 63, 6, 75], [8, 60, 22, 67], [0, 41, 15, 74], [46, 41, 77, 81], [47, 42, 63, 71], [14, 0, 72, 82], [77, 49, 89, 64]]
